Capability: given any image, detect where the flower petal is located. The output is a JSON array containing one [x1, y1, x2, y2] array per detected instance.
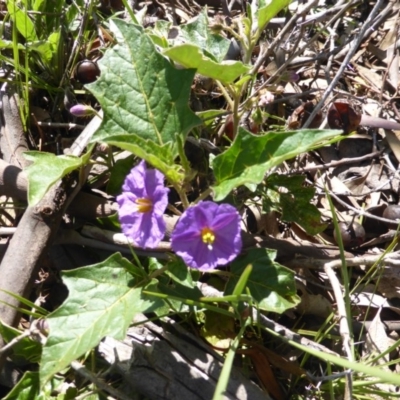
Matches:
[[171, 201, 242, 270], [117, 160, 169, 248]]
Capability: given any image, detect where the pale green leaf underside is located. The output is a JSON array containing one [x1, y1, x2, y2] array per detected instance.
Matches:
[[164, 44, 250, 84], [179, 9, 230, 62], [257, 0, 293, 30], [23, 151, 83, 206], [102, 137, 184, 183]]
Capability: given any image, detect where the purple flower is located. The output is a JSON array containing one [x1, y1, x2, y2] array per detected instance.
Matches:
[[117, 160, 169, 248], [171, 201, 242, 271]]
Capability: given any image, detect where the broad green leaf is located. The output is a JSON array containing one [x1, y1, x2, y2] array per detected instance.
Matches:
[[257, 0, 292, 30], [88, 19, 201, 173], [23, 151, 84, 206], [157, 274, 202, 303], [30, 31, 61, 69], [0, 39, 24, 49], [165, 258, 196, 289], [147, 20, 171, 48], [0, 322, 42, 363], [3, 372, 41, 400], [33, 0, 46, 12], [7, 1, 38, 42], [101, 137, 183, 183], [197, 109, 227, 127], [40, 253, 163, 385], [266, 174, 326, 235], [225, 248, 300, 313], [212, 128, 341, 201], [107, 153, 136, 195], [31, 39, 54, 64], [164, 44, 250, 84], [147, 258, 200, 312], [179, 9, 230, 62], [3, 372, 70, 400]]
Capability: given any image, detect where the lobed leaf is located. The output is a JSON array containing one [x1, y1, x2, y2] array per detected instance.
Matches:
[[23, 151, 84, 206], [225, 248, 300, 313], [179, 9, 231, 62], [39, 253, 163, 385], [257, 0, 293, 30], [3, 372, 41, 400], [212, 128, 341, 201], [88, 19, 201, 178], [164, 44, 250, 84], [266, 174, 326, 235], [100, 137, 183, 183]]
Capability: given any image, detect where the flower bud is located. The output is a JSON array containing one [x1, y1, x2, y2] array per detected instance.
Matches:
[[69, 104, 95, 117]]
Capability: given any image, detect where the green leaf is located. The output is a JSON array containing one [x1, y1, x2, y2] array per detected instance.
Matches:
[[147, 20, 172, 48], [146, 258, 201, 312], [39, 253, 163, 385], [157, 274, 202, 303], [212, 128, 341, 201], [30, 33, 57, 64], [0, 39, 25, 49], [3, 372, 72, 400], [179, 9, 230, 62], [232, 264, 252, 296], [30, 30, 61, 74], [164, 44, 250, 84], [23, 151, 84, 206], [88, 19, 201, 173], [197, 109, 227, 127], [257, 0, 292, 30], [7, 1, 38, 42], [266, 174, 326, 235], [2, 372, 41, 400], [225, 248, 300, 313], [33, 0, 46, 12], [0, 321, 42, 363], [165, 258, 197, 289], [100, 137, 183, 183], [107, 154, 136, 195]]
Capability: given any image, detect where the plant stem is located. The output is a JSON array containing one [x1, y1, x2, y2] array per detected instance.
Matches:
[[172, 182, 190, 209], [193, 187, 213, 204], [212, 317, 250, 400], [215, 80, 234, 110]]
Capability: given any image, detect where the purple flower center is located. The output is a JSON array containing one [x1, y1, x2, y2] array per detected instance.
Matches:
[[135, 198, 153, 213], [171, 201, 242, 271], [201, 227, 215, 250]]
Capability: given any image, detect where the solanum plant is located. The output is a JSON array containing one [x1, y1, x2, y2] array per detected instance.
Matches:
[[3, 1, 355, 397]]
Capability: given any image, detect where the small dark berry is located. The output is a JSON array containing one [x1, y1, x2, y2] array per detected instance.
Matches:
[[334, 221, 365, 248], [382, 205, 400, 229], [75, 60, 100, 84]]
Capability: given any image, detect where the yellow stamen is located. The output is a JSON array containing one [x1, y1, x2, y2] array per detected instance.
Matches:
[[201, 227, 215, 250], [135, 198, 153, 213]]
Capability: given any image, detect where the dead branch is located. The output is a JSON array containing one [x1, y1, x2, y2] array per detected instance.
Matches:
[[0, 112, 101, 368], [0, 85, 30, 169], [99, 313, 271, 400]]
